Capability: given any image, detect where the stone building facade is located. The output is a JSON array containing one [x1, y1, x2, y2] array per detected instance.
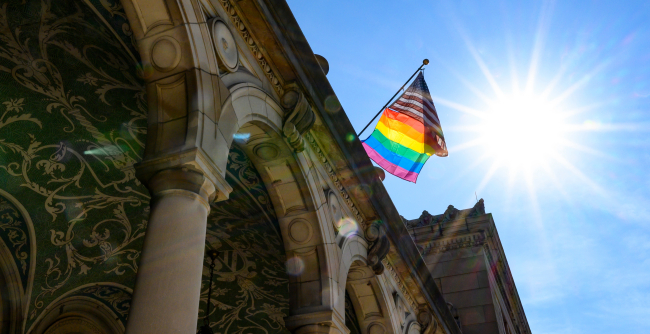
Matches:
[[404, 201, 531, 334], [0, 1, 528, 334]]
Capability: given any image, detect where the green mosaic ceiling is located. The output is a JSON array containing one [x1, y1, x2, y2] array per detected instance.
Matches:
[[0, 0, 148, 330], [200, 145, 289, 334]]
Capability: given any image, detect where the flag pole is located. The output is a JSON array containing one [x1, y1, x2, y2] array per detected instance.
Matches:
[[357, 59, 429, 138]]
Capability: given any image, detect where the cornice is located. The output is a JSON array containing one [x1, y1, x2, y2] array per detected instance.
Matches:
[[218, 0, 284, 96], [420, 232, 486, 255], [305, 132, 365, 226]]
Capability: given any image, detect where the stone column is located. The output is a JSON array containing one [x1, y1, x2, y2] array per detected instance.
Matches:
[[285, 310, 349, 334], [125, 167, 216, 334]]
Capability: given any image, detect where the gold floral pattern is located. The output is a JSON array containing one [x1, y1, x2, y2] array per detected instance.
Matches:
[[200, 145, 290, 334], [0, 0, 148, 329]]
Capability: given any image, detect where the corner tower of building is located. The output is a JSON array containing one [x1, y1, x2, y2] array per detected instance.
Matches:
[[404, 200, 531, 334]]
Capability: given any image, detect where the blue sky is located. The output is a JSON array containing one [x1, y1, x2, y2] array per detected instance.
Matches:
[[287, 0, 650, 333]]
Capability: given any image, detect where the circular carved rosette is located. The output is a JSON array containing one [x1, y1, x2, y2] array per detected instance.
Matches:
[[150, 36, 182, 72], [328, 191, 343, 231], [288, 218, 313, 245], [210, 19, 239, 73]]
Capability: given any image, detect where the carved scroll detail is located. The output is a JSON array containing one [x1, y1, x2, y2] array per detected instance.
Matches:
[[281, 88, 314, 153], [366, 221, 390, 275], [418, 308, 439, 334], [218, 0, 284, 95]]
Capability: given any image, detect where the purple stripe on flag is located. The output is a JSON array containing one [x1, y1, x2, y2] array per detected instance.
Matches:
[[363, 142, 419, 183]]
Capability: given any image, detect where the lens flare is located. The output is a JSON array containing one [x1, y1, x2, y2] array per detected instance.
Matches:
[[336, 217, 358, 237], [285, 256, 305, 276], [233, 133, 250, 144], [136, 61, 154, 79], [346, 133, 356, 142], [324, 95, 341, 114]]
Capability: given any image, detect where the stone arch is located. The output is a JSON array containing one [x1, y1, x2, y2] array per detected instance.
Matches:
[[0, 238, 23, 334], [28, 292, 124, 334], [119, 0, 336, 331], [343, 262, 401, 334], [337, 237, 405, 334], [0, 190, 37, 334], [210, 83, 339, 330], [403, 320, 421, 334], [337, 235, 369, 313]]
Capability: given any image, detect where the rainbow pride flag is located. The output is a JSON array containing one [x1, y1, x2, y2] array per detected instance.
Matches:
[[362, 72, 447, 183]]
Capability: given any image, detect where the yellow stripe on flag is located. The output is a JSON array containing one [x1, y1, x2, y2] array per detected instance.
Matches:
[[375, 120, 436, 155]]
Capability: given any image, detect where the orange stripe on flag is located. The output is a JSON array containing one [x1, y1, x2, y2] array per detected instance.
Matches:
[[380, 110, 438, 145]]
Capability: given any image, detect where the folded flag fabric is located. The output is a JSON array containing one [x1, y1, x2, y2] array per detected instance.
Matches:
[[362, 72, 447, 183]]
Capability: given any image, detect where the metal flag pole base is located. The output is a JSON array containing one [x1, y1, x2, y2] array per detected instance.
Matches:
[[357, 59, 429, 138]]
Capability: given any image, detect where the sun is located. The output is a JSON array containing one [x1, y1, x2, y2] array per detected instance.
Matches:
[[480, 94, 567, 169]]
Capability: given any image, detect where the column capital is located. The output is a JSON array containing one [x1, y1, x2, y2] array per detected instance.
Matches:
[[285, 310, 348, 334], [136, 147, 233, 203], [146, 166, 216, 210]]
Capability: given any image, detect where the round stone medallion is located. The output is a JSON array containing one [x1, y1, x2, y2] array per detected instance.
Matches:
[[368, 323, 385, 334], [151, 37, 181, 72], [328, 192, 343, 228], [288, 218, 312, 244], [253, 143, 279, 161], [211, 20, 239, 72]]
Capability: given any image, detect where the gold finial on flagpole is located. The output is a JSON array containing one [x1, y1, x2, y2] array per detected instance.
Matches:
[[423, 59, 429, 65]]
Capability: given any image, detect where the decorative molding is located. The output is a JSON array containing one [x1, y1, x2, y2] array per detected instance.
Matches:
[[210, 18, 240, 73], [218, 0, 284, 96], [366, 221, 390, 275], [381, 259, 416, 312], [421, 233, 486, 255], [281, 87, 315, 153], [304, 133, 365, 226], [417, 307, 438, 334]]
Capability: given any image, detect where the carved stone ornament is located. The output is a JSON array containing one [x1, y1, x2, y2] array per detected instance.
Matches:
[[403, 210, 437, 228], [328, 191, 344, 230], [281, 87, 314, 152], [418, 308, 438, 334], [305, 133, 365, 226], [209, 18, 239, 73], [441, 205, 459, 223], [469, 198, 485, 217], [382, 259, 417, 311], [421, 232, 487, 256], [393, 292, 409, 326], [365, 221, 390, 275], [218, 0, 284, 95]]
